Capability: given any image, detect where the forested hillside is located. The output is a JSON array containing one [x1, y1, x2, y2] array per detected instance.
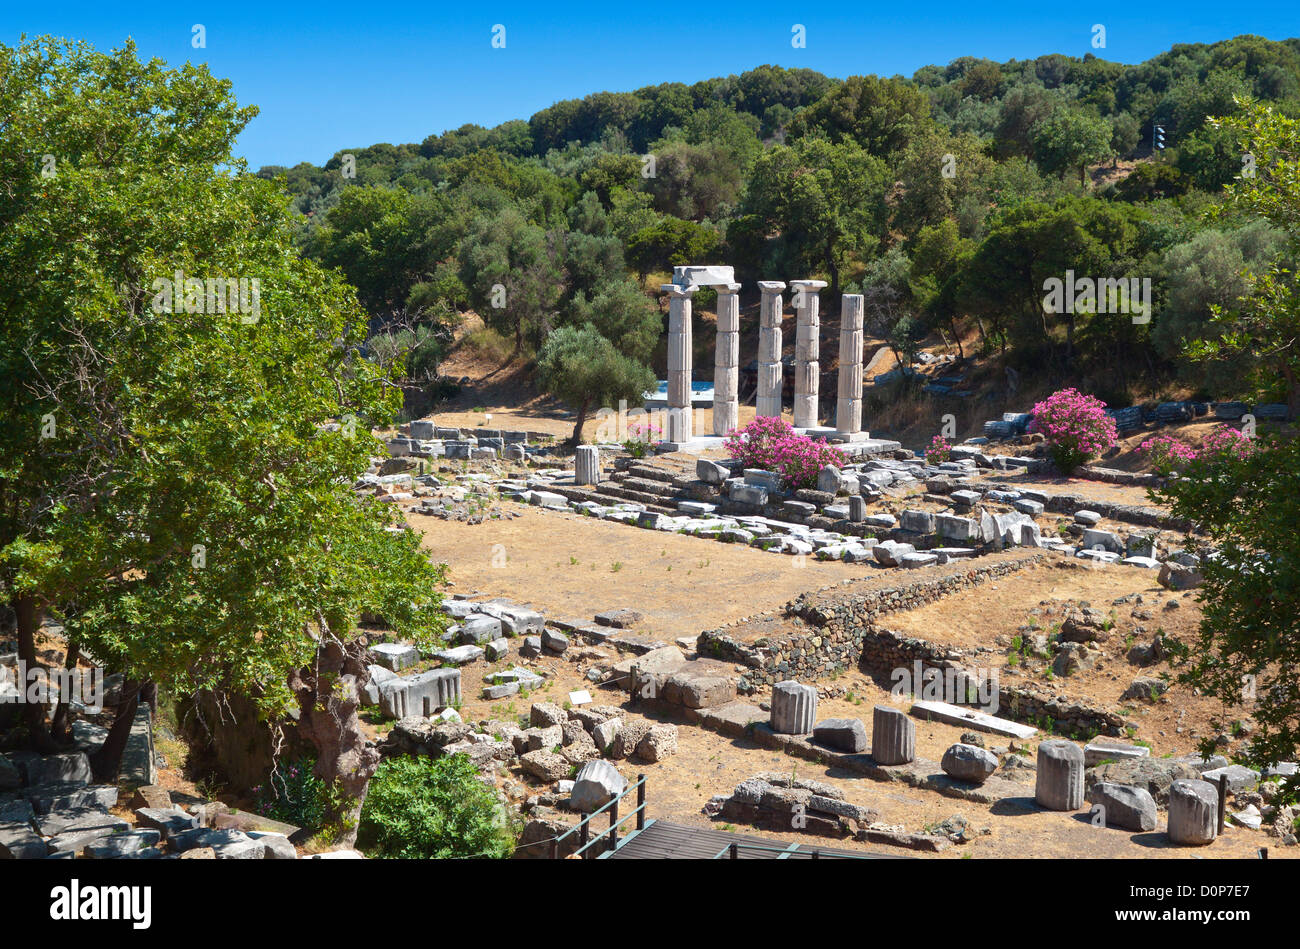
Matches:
[[260, 34, 1300, 416]]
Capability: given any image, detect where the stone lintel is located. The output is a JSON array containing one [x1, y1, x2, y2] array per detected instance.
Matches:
[[659, 284, 700, 297]]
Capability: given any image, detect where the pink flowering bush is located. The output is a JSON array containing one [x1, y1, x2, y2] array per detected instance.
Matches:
[[1139, 434, 1198, 476], [1143, 427, 1255, 476], [724, 416, 844, 490], [925, 434, 952, 466], [1199, 427, 1255, 463], [1027, 388, 1118, 475], [622, 419, 661, 459]]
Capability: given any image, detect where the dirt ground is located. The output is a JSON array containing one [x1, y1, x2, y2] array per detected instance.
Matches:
[[407, 502, 871, 641]]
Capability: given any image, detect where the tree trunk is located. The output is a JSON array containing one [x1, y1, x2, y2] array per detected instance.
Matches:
[[290, 638, 378, 848], [571, 397, 592, 448], [14, 595, 56, 751], [825, 238, 839, 302], [90, 678, 141, 782], [48, 640, 80, 744]]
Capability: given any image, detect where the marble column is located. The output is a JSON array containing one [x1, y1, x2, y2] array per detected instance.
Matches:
[[836, 293, 865, 435], [756, 281, 786, 418], [713, 282, 742, 436], [661, 284, 698, 443], [575, 445, 600, 485], [789, 279, 828, 429]]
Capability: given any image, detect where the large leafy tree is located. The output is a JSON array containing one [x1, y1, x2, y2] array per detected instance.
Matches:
[[787, 75, 934, 157], [1152, 436, 1300, 787], [536, 325, 654, 445], [735, 138, 888, 297], [0, 38, 447, 842], [1190, 99, 1300, 415]]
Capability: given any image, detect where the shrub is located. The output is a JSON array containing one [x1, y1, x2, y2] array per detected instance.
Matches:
[[924, 434, 952, 466], [358, 754, 514, 859], [621, 419, 661, 459], [1028, 388, 1117, 474], [1141, 427, 1254, 476], [252, 758, 329, 832], [1140, 434, 1198, 476], [723, 416, 844, 490]]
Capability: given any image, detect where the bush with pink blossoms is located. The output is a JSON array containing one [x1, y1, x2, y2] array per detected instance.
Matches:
[[1027, 388, 1118, 475], [924, 434, 952, 466], [1143, 426, 1255, 476], [1198, 427, 1255, 463], [724, 416, 845, 490], [1139, 434, 1198, 477]]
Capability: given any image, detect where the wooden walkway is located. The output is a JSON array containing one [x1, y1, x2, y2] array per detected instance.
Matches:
[[603, 820, 907, 860]]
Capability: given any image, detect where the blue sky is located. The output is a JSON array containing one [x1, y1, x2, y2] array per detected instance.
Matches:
[[4, 2, 1299, 169]]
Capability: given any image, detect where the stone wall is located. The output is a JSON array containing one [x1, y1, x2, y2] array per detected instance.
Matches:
[[697, 554, 1045, 683], [697, 551, 1122, 737]]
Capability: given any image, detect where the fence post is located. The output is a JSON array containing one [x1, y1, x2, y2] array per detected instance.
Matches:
[[579, 820, 589, 860], [637, 774, 646, 830], [729, 843, 738, 860], [1217, 773, 1228, 834], [608, 798, 619, 854]]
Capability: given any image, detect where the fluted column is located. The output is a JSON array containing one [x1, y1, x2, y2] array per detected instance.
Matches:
[[771, 680, 817, 735], [756, 282, 786, 418], [713, 282, 742, 436], [660, 283, 698, 443], [789, 280, 828, 429], [872, 705, 915, 764], [837, 293, 864, 435]]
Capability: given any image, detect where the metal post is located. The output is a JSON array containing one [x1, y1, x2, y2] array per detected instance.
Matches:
[[811, 850, 819, 860], [608, 798, 619, 854], [729, 843, 738, 860], [1217, 773, 1228, 835], [636, 774, 646, 830], [550, 838, 558, 860], [579, 820, 589, 860], [1260, 847, 1269, 859]]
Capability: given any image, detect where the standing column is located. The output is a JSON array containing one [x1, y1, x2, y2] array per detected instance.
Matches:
[[790, 279, 828, 429], [755, 281, 786, 418], [661, 284, 698, 443], [713, 282, 742, 436], [836, 293, 865, 436]]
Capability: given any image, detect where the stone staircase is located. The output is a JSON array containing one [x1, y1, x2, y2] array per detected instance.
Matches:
[[545, 456, 707, 515]]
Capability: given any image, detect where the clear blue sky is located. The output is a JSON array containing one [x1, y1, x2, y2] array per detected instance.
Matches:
[[5, 2, 1299, 169]]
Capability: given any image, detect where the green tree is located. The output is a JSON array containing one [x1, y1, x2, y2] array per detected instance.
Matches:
[[536, 325, 655, 445], [0, 38, 447, 842], [1152, 436, 1300, 785], [459, 206, 564, 355], [788, 75, 934, 156], [1032, 107, 1113, 183], [736, 138, 888, 296], [1191, 99, 1300, 415]]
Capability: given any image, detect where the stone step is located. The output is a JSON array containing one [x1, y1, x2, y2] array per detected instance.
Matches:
[[611, 474, 681, 497], [624, 464, 680, 484]]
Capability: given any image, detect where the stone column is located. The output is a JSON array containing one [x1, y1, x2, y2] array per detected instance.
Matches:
[[575, 445, 600, 485], [1168, 779, 1218, 845], [771, 680, 817, 735], [755, 282, 786, 418], [872, 705, 915, 764], [789, 280, 828, 429], [836, 293, 865, 435], [1035, 739, 1084, 810], [661, 284, 698, 443], [713, 282, 742, 436]]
